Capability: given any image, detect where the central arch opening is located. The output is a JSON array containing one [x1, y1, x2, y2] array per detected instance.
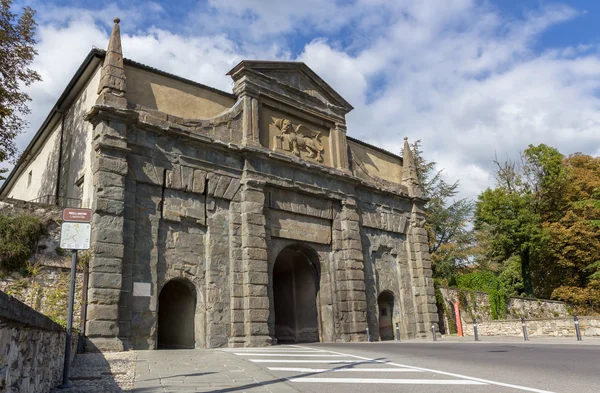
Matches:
[[157, 279, 196, 349], [273, 244, 320, 343], [378, 291, 395, 341]]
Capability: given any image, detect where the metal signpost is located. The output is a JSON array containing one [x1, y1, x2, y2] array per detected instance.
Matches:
[[58, 208, 92, 389]]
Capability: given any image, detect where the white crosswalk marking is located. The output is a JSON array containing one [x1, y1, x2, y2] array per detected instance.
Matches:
[[222, 344, 558, 392], [268, 367, 425, 373]]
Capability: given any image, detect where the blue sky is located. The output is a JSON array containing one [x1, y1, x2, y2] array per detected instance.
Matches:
[[6, 0, 600, 199]]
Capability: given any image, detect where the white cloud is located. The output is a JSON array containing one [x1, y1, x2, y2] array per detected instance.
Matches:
[[5, 0, 600, 203]]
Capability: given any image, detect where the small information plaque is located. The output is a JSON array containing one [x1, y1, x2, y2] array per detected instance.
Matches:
[[59, 222, 91, 250]]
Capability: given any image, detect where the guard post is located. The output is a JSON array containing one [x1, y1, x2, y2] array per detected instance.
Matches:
[[395, 322, 401, 341], [574, 315, 582, 341], [431, 324, 437, 341], [521, 317, 529, 342], [58, 208, 92, 389], [473, 317, 480, 341], [366, 326, 370, 342]]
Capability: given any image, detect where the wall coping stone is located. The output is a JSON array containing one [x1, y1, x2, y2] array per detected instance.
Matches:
[[439, 286, 567, 304], [0, 290, 63, 332]]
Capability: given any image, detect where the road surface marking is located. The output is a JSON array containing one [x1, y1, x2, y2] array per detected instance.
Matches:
[[297, 346, 557, 393], [234, 353, 351, 357], [287, 377, 487, 385], [250, 359, 373, 363], [268, 367, 425, 373]]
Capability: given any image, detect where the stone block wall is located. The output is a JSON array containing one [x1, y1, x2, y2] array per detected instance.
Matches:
[[462, 317, 600, 338], [439, 286, 569, 324], [0, 290, 76, 393]]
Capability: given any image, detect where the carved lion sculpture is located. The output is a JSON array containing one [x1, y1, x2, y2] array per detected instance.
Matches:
[[274, 118, 325, 162]]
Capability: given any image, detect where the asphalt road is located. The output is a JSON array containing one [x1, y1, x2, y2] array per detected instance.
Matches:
[[223, 340, 600, 393]]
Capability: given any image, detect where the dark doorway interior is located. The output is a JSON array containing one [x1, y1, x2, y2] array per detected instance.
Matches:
[[157, 279, 195, 349], [273, 245, 320, 343], [378, 291, 395, 341]]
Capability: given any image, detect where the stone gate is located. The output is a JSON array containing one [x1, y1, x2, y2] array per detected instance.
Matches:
[[0, 19, 438, 351]]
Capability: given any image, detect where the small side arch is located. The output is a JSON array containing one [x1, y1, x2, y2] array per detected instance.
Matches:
[[157, 278, 197, 349], [377, 290, 396, 341]]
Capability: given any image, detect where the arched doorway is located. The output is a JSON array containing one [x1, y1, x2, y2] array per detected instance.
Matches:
[[157, 279, 196, 349], [378, 291, 395, 341], [273, 244, 320, 343]]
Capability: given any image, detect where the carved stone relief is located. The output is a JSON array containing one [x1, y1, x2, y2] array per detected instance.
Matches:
[[272, 117, 325, 162]]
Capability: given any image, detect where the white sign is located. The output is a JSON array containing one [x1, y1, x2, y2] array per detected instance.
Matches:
[[133, 282, 151, 297], [60, 222, 91, 250]]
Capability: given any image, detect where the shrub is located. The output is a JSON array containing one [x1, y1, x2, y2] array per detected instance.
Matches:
[[0, 214, 45, 271]]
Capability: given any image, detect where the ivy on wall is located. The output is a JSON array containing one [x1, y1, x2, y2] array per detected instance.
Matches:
[[456, 271, 507, 320], [0, 214, 46, 272]]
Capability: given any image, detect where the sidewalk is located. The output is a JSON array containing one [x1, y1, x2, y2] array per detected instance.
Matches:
[[436, 334, 600, 345], [133, 349, 300, 393]]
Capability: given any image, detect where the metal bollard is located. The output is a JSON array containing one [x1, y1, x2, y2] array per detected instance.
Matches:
[[574, 315, 582, 341], [431, 324, 437, 341], [521, 317, 529, 341], [395, 322, 401, 341], [366, 327, 370, 342], [473, 317, 480, 341]]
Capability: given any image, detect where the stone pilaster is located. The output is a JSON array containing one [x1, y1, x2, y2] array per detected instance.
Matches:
[[407, 201, 438, 337], [332, 199, 368, 341], [86, 114, 130, 352], [228, 201, 245, 347], [204, 197, 230, 348], [240, 179, 271, 346], [330, 123, 350, 173]]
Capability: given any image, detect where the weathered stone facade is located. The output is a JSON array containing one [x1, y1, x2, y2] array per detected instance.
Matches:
[[1, 19, 438, 351]]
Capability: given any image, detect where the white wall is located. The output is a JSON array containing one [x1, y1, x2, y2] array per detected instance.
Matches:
[[7, 123, 61, 202], [62, 66, 101, 208]]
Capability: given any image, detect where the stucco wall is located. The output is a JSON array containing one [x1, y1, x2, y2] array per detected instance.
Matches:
[[59, 65, 101, 208], [5, 66, 100, 208], [6, 124, 61, 202], [125, 66, 236, 119], [349, 141, 403, 185]]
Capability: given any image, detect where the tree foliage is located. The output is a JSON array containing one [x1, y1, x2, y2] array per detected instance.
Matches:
[[0, 0, 41, 179], [407, 140, 474, 280], [474, 145, 600, 312]]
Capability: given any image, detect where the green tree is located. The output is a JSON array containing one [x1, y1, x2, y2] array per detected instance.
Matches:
[[474, 144, 566, 296], [407, 140, 474, 280], [0, 0, 41, 179]]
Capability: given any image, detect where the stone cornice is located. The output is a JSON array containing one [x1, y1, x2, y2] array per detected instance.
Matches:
[[86, 104, 419, 204]]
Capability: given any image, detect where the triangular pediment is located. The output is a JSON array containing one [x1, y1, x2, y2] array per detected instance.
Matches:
[[227, 61, 353, 113]]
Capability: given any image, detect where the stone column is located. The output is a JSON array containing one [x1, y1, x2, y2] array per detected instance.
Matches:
[[240, 179, 271, 346], [407, 202, 438, 337], [332, 199, 368, 341], [86, 114, 130, 352]]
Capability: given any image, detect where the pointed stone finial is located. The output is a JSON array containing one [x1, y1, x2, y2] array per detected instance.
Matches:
[[97, 17, 126, 107], [402, 137, 423, 198]]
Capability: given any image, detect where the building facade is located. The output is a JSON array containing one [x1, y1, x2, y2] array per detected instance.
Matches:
[[1, 19, 438, 351]]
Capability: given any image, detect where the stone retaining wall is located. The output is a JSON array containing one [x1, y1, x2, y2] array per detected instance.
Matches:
[[439, 286, 569, 322], [462, 317, 600, 338], [0, 290, 76, 393]]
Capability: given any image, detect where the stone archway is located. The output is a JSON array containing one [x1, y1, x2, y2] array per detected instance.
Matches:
[[273, 244, 320, 343], [157, 279, 196, 349], [378, 290, 395, 341]]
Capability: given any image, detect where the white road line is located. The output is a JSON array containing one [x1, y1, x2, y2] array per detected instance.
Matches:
[[221, 350, 312, 352], [287, 377, 486, 385], [250, 359, 374, 363], [234, 353, 350, 357], [296, 346, 557, 393], [268, 367, 425, 373]]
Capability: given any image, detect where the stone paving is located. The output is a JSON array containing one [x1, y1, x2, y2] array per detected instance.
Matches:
[[50, 351, 137, 393], [133, 350, 299, 393]]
